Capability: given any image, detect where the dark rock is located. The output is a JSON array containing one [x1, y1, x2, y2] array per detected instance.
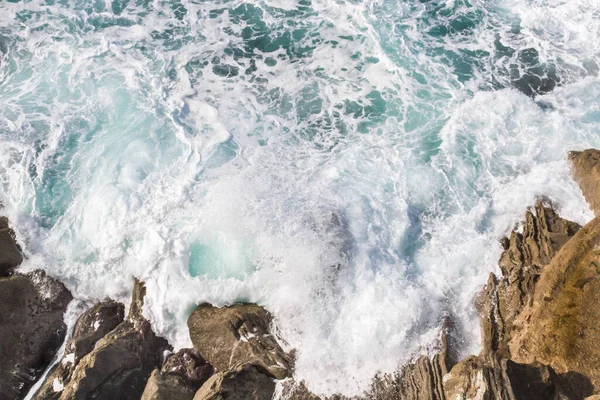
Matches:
[[192, 364, 275, 400], [187, 303, 293, 379], [141, 349, 214, 400], [569, 150, 600, 216], [0, 216, 23, 277], [58, 279, 171, 400], [476, 202, 580, 358], [0, 270, 72, 399], [33, 300, 125, 399], [443, 353, 567, 400]]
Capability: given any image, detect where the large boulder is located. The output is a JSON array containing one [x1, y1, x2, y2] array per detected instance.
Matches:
[[0, 270, 72, 399], [33, 300, 125, 399], [141, 349, 214, 400], [508, 216, 600, 397], [569, 150, 600, 216], [193, 364, 275, 400], [443, 353, 566, 400], [187, 303, 293, 379], [0, 216, 23, 277], [57, 279, 172, 400]]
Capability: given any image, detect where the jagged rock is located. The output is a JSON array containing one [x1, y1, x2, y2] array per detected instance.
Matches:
[[141, 349, 214, 400], [0, 216, 23, 277], [187, 303, 292, 379], [0, 270, 72, 399], [508, 216, 600, 397], [33, 300, 125, 399], [570, 150, 600, 216], [476, 202, 580, 358], [193, 364, 275, 400], [57, 279, 171, 400], [371, 320, 458, 400], [443, 353, 566, 400]]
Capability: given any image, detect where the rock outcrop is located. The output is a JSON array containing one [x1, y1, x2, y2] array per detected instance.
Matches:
[[570, 150, 600, 216], [0, 270, 72, 399], [187, 303, 293, 379], [476, 202, 581, 358], [193, 364, 275, 400], [56, 280, 171, 400], [33, 300, 125, 399], [141, 349, 214, 400], [443, 353, 566, 400], [0, 216, 23, 277], [507, 216, 600, 397]]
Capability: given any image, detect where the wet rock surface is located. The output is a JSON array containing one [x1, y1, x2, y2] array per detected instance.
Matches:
[[141, 349, 214, 400], [0, 270, 72, 399], [33, 300, 125, 400], [0, 216, 23, 277], [56, 280, 171, 400], [192, 364, 275, 400], [187, 303, 293, 379]]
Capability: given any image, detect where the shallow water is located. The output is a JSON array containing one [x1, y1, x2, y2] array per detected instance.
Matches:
[[1, 0, 600, 396]]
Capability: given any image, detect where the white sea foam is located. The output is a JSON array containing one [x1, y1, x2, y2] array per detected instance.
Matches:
[[1, 0, 600, 397]]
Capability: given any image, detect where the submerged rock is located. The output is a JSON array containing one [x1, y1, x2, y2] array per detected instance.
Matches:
[[0, 270, 72, 399], [141, 349, 214, 400], [476, 202, 581, 358], [569, 150, 600, 216], [0, 216, 23, 277], [33, 300, 125, 399], [57, 280, 171, 400], [193, 364, 275, 400], [187, 303, 293, 379]]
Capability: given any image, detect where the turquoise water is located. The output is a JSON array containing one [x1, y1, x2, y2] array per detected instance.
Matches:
[[1, 0, 600, 396]]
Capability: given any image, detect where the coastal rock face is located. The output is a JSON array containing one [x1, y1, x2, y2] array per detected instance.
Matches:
[[187, 303, 293, 379], [193, 364, 275, 400], [369, 323, 457, 400], [0, 270, 72, 399], [476, 203, 581, 358], [141, 349, 214, 400], [569, 150, 600, 216], [0, 216, 23, 277], [508, 216, 600, 397], [443, 353, 565, 400], [33, 300, 125, 399], [57, 280, 171, 400]]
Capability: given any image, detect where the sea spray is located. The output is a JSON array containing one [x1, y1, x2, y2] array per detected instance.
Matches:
[[1, 0, 600, 396]]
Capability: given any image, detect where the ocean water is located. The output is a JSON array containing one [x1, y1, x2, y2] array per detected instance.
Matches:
[[1, 0, 600, 396]]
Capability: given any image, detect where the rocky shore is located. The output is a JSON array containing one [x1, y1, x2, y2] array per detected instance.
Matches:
[[3, 149, 600, 399]]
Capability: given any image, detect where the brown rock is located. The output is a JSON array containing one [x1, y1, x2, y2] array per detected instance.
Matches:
[[569, 150, 600, 216], [193, 364, 275, 400], [33, 300, 125, 399], [476, 202, 580, 358], [58, 279, 171, 400], [141, 349, 214, 400], [187, 303, 292, 379], [0, 216, 23, 277], [508, 215, 600, 396], [0, 270, 72, 399], [443, 353, 566, 400]]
